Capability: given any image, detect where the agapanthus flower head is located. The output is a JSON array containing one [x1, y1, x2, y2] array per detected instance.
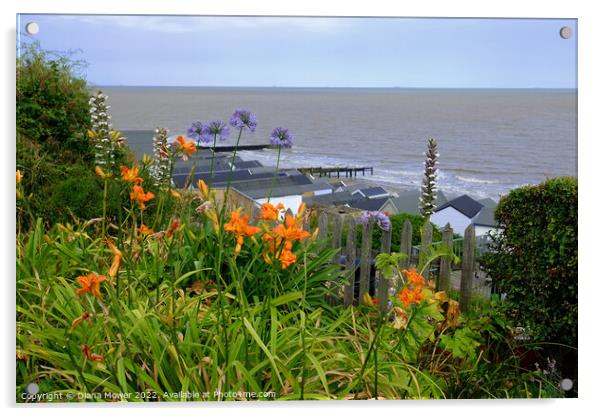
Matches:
[[205, 120, 230, 141], [269, 127, 294, 148], [187, 121, 211, 144], [359, 211, 391, 232], [229, 108, 257, 132]]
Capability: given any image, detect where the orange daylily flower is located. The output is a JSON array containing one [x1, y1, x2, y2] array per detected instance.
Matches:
[[105, 239, 123, 279], [120, 165, 144, 183], [16, 170, 23, 184], [175, 135, 197, 160], [81, 344, 104, 362], [71, 311, 91, 328], [94, 166, 107, 179], [76, 273, 107, 298], [279, 248, 297, 269], [224, 209, 261, 253], [130, 185, 155, 210], [138, 224, 154, 236], [272, 214, 311, 242], [257, 202, 285, 221], [404, 267, 425, 288], [399, 286, 424, 308], [166, 217, 181, 238]]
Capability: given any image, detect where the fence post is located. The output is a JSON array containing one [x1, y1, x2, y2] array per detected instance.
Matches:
[[330, 213, 342, 263], [399, 220, 413, 272], [438, 223, 453, 292], [343, 215, 357, 306], [317, 211, 329, 242], [377, 226, 392, 310], [359, 220, 374, 302], [419, 221, 433, 272], [460, 224, 476, 313]]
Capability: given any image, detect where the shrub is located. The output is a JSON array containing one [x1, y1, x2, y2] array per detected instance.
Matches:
[[45, 165, 123, 224], [17, 42, 92, 161], [16, 44, 137, 229], [366, 212, 442, 250], [481, 177, 577, 348]]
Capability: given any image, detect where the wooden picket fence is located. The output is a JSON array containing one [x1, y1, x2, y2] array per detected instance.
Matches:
[[312, 210, 490, 312]]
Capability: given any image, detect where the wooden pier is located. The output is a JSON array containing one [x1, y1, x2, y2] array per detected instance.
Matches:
[[198, 143, 278, 152], [299, 166, 374, 178]]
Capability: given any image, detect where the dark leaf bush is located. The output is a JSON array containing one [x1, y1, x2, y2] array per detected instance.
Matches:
[[482, 177, 577, 348]]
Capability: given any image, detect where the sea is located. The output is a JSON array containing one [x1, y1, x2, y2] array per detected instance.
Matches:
[[101, 86, 577, 201]]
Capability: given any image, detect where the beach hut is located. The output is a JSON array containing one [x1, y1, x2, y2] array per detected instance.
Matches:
[[351, 186, 390, 200], [430, 195, 485, 233], [390, 189, 448, 215], [472, 206, 497, 237], [346, 196, 397, 214]]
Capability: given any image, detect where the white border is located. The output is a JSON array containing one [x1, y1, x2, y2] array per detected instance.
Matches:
[[3, 1, 599, 415]]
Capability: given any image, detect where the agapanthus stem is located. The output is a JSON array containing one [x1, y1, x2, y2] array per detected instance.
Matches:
[[223, 128, 243, 214], [209, 133, 217, 189], [267, 145, 282, 203], [214, 228, 229, 391]]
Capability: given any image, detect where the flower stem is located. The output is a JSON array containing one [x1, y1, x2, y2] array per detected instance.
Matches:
[[353, 309, 385, 399], [222, 128, 243, 215], [267, 145, 282, 203], [101, 178, 108, 240], [214, 227, 229, 391], [208, 133, 217, 189]]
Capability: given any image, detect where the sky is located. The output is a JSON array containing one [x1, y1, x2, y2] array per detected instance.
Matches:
[[16, 14, 577, 88]]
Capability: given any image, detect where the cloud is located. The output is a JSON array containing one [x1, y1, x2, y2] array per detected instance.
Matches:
[[46, 14, 352, 34]]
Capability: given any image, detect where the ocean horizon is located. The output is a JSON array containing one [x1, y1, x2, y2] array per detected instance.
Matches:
[[101, 86, 577, 201]]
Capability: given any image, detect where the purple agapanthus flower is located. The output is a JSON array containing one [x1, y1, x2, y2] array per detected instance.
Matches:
[[205, 120, 230, 141], [229, 108, 257, 132], [187, 121, 211, 144], [269, 127, 294, 148], [359, 211, 391, 232]]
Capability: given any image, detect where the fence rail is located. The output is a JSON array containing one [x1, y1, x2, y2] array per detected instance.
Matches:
[[312, 210, 491, 310]]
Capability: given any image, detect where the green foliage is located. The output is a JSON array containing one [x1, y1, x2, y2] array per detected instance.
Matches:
[[374, 252, 408, 280], [17, 42, 92, 160], [16, 193, 566, 400], [481, 177, 577, 348], [16, 44, 137, 229], [45, 165, 116, 223], [356, 213, 442, 251], [440, 327, 482, 361], [17, 132, 136, 228]]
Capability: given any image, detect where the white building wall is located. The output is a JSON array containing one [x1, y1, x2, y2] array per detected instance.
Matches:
[[431, 207, 472, 234], [255, 195, 303, 215], [313, 188, 333, 196]]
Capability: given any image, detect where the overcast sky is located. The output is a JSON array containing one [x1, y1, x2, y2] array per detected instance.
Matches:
[[17, 14, 577, 88]]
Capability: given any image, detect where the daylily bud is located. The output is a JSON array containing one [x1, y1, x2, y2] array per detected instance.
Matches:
[[197, 179, 210, 199]]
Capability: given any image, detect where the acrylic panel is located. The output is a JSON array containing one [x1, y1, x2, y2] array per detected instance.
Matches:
[[16, 14, 577, 402]]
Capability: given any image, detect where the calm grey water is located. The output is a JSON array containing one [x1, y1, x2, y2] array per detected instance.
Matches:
[[102, 87, 577, 200]]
